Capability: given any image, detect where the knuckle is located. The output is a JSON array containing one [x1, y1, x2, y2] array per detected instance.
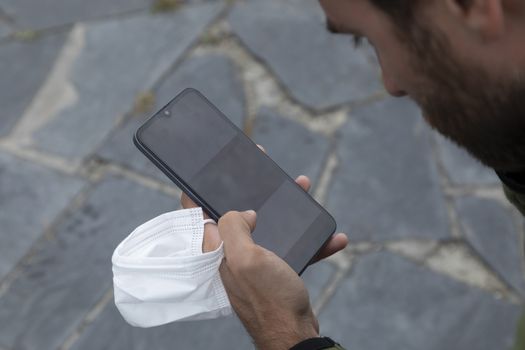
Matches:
[[219, 211, 241, 225]]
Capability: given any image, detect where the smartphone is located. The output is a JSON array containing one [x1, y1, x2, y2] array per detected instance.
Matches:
[[134, 88, 336, 274]]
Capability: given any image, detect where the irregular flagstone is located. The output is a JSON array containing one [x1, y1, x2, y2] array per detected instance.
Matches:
[[69, 303, 253, 350], [326, 97, 450, 241], [97, 118, 171, 183], [0, 32, 66, 137], [0, 20, 10, 38], [302, 261, 337, 304], [435, 134, 499, 186], [0, 152, 85, 281], [97, 53, 245, 183], [318, 251, 523, 350], [455, 196, 525, 295], [151, 53, 245, 129], [228, 0, 381, 111], [67, 264, 334, 350], [0, 0, 149, 31], [72, 303, 253, 350], [0, 175, 177, 350], [30, 3, 223, 161], [251, 108, 330, 185]]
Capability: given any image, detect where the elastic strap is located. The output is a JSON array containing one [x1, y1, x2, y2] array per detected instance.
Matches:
[[203, 219, 217, 226]]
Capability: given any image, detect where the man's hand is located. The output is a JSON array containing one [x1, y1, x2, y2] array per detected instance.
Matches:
[[180, 176, 348, 348], [179, 145, 348, 349], [218, 210, 319, 350]]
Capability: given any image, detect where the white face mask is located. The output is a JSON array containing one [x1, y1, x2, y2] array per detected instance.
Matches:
[[112, 207, 231, 328]]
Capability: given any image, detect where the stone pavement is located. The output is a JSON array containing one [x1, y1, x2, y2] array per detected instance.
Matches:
[[0, 0, 524, 349]]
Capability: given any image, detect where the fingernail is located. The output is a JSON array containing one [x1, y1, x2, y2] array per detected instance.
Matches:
[[244, 210, 256, 216]]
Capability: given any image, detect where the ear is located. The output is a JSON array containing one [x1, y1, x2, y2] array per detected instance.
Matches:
[[445, 0, 505, 39]]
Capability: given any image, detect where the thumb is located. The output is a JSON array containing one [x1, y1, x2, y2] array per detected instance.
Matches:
[[218, 210, 257, 256], [240, 210, 257, 232]]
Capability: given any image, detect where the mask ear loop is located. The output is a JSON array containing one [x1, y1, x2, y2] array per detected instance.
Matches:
[[203, 219, 217, 226]]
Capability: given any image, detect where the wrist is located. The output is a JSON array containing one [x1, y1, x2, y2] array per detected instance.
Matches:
[[251, 316, 319, 350]]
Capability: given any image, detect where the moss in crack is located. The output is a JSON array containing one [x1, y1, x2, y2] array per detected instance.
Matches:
[[514, 310, 525, 350], [133, 91, 156, 115], [12, 30, 39, 41], [151, 0, 182, 13], [199, 32, 222, 46]]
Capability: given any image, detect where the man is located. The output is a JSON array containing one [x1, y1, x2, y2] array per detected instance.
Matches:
[[182, 0, 525, 348]]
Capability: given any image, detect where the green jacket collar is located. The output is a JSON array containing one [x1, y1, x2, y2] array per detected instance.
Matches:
[[496, 170, 525, 195]]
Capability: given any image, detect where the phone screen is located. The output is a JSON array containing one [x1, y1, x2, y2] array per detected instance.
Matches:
[[135, 88, 336, 273]]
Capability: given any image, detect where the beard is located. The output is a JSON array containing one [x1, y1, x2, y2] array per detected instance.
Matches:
[[406, 25, 525, 173]]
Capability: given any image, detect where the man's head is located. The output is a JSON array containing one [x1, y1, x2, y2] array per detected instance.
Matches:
[[320, 0, 525, 172]]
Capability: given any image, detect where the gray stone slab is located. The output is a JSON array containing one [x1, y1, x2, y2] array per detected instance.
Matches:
[[0, 175, 178, 350], [0, 32, 66, 137], [68, 262, 334, 350], [435, 134, 499, 186], [33, 3, 223, 161], [98, 118, 171, 183], [0, 152, 85, 281], [455, 196, 525, 295], [68, 303, 253, 350], [302, 261, 336, 304], [0, 0, 149, 30], [0, 20, 11, 38], [153, 53, 245, 129], [326, 98, 450, 241], [69, 303, 253, 350], [318, 252, 523, 350], [97, 53, 245, 184], [251, 108, 330, 184], [228, 0, 382, 111]]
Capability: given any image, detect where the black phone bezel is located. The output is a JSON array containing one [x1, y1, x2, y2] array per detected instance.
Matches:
[[133, 88, 337, 274]]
